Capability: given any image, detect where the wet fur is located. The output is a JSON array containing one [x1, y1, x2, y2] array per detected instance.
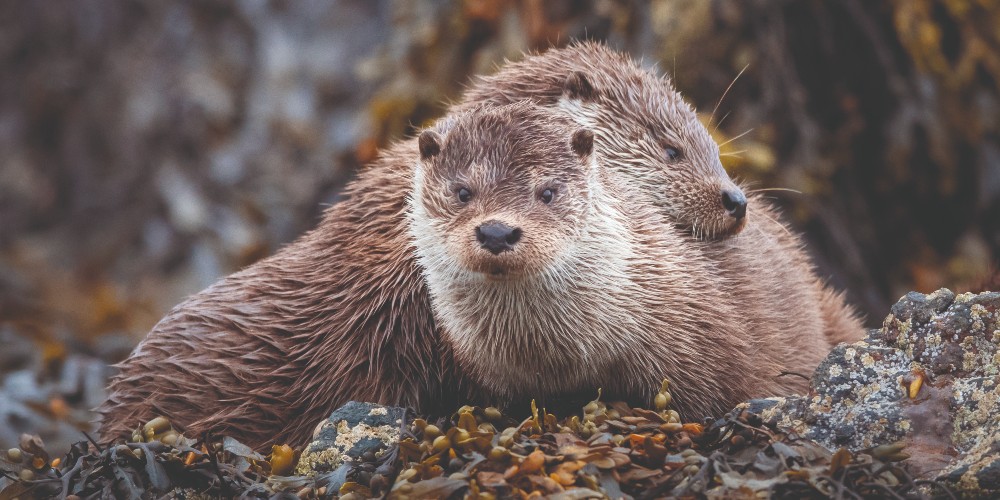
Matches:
[[459, 44, 747, 240], [457, 42, 864, 352], [409, 103, 813, 416], [98, 42, 862, 450], [97, 141, 462, 449]]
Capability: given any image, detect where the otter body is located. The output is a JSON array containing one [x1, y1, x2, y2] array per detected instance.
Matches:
[[98, 141, 459, 448], [99, 43, 862, 450]]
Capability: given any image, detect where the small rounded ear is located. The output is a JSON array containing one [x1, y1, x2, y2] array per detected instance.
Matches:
[[563, 71, 595, 101], [571, 129, 594, 157], [418, 130, 442, 160]]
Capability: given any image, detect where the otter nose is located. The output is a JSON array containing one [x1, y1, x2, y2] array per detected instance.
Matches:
[[721, 189, 747, 219], [475, 221, 521, 255]]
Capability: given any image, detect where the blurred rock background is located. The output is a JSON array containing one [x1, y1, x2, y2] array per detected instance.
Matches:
[[1, 0, 998, 453]]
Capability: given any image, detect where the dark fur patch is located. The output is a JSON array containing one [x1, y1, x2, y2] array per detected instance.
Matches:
[[419, 130, 442, 159], [564, 71, 596, 100], [571, 129, 594, 156]]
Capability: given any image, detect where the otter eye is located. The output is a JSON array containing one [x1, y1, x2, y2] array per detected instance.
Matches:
[[540, 188, 555, 204], [665, 146, 681, 161], [457, 187, 472, 203]]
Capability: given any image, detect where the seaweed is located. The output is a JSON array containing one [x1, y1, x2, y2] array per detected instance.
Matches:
[[0, 383, 956, 499]]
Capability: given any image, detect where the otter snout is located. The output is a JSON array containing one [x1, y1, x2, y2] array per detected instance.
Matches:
[[475, 221, 522, 255], [721, 188, 748, 220]]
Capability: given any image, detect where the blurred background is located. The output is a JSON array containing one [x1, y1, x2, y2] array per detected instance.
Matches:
[[1, 0, 998, 453]]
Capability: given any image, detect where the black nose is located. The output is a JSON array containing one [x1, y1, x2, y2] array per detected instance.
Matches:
[[721, 189, 747, 219], [475, 221, 522, 255]]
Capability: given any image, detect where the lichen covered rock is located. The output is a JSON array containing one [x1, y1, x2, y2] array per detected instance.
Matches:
[[739, 288, 1000, 497], [295, 401, 405, 476]]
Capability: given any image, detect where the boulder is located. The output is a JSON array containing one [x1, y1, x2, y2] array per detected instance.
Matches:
[[739, 289, 1000, 497], [295, 401, 406, 476]]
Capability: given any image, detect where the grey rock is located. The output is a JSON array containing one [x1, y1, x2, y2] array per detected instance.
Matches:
[[737, 288, 1000, 497], [295, 401, 405, 476]]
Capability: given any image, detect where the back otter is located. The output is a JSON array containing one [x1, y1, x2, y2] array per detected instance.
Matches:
[[458, 42, 864, 349]]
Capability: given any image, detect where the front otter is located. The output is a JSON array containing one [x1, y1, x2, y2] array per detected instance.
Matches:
[[408, 103, 777, 414], [409, 105, 613, 400]]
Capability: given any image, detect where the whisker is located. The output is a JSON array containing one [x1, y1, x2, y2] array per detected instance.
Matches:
[[756, 210, 794, 239], [747, 187, 803, 195], [711, 110, 732, 135], [718, 128, 754, 148], [672, 51, 677, 82], [710, 63, 749, 125], [719, 150, 746, 157]]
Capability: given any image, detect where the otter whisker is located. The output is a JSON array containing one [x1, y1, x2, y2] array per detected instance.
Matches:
[[747, 187, 803, 195], [756, 210, 795, 239], [672, 51, 677, 82], [717, 128, 754, 148], [712, 110, 732, 135], [710, 63, 749, 125]]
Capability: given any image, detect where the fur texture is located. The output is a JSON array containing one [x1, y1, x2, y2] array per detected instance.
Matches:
[[456, 42, 864, 348], [459, 43, 748, 240], [98, 42, 863, 451], [409, 103, 816, 416], [97, 140, 463, 449]]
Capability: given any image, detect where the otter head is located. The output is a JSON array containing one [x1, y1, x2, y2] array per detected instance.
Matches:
[[408, 103, 649, 400], [409, 104, 596, 282], [560, 69, 747, 240]]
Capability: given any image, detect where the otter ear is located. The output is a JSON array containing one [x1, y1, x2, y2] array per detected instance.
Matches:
[[571, 129, 594, 157], [418, 130, 442, 160], [563, 71, 595, 101]]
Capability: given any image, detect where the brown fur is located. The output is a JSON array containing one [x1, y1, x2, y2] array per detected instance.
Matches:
[[409, 102, 832, 417], [97, 140, 462, 449], [98, 42, 862, 451], [456, 42, 864, 348], [458, 44, 748, 240], [707, 196, 865, 356]]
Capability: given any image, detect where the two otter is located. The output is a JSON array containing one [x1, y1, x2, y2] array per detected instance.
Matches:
[[99, 43, 863, 450]]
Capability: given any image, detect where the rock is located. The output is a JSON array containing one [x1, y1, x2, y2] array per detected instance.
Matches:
[[295, 401, 405, 476], [737, 288, 1000, 497]]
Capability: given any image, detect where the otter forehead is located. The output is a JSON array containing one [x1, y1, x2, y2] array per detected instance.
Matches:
[[602, 89, 709, 149], [428, 105, 586, 181], [574, 62, 717, 163]]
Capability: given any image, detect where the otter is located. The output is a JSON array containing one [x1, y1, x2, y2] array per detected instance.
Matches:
[[98, 42, 862, 451], [409, 102, 832, 414]]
